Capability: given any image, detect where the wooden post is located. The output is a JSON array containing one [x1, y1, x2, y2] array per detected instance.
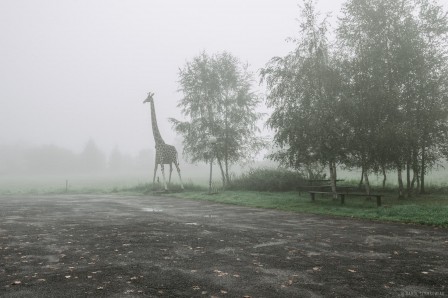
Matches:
[[310, 192, 315, 201], [340, 194, 345, 205], [376, 195, 381, 207]]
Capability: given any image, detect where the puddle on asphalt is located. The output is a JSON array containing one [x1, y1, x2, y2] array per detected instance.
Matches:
[[142, 208, 163, 212], [253, 240, 288, 249]]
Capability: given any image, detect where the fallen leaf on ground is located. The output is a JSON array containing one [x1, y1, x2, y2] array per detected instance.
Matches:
[[348, 269, 356, 273]]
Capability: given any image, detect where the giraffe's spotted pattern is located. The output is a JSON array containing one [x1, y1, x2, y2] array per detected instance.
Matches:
[[144, 92, 184, 190]]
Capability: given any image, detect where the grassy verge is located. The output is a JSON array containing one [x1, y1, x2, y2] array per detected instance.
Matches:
[[2, 176, 446, 228], [166, 190, 448, 228]]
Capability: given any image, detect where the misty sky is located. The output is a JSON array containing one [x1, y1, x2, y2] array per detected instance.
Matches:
[[3, 0, 445, 156]]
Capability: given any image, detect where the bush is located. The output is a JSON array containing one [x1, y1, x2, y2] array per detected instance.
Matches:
[[229, 168, 306, 191], [120, 181, 205, 193]]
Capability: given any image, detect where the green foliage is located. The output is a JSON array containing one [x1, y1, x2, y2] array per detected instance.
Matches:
[[337, 0, 448, 191], [260, 0, 346, 171], [171, 51, 265, 186], [262, 0, 448, 196], [228, 168, 306, 191]]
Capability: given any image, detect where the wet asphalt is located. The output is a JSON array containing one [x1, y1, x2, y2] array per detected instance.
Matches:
[[0, 194, 446, 297]]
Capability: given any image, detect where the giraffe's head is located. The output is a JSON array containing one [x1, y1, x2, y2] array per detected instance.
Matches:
[[143, 92, 154, 104]]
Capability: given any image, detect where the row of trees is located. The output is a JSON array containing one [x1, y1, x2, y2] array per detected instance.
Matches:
[[261, 0, 448, 196], [0, 141, 153, 174], [172, 0, 448, 196]]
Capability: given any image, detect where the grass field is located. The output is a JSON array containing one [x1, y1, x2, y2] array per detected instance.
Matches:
[[166, 190, 448, 228], [1, 172, 447, 228]]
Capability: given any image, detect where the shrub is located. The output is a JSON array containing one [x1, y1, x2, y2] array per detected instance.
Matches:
[[121, 181, 205, 193], [229, 168, 306, 191]]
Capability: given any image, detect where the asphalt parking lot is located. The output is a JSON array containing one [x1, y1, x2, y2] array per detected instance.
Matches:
[[0, 194, 446, 297]]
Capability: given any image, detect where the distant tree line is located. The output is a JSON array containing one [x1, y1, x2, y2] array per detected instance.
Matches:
[[0, 140, 153, 175], [261, 0, 448, 197]]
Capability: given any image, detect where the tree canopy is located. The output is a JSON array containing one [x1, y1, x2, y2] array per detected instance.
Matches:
[[262, 0, 448, 196], [170, 51, 264, 186]]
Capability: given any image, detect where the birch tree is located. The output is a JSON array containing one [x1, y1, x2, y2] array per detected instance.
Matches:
[[171, 51, 264, 187], [338, 0, 448, 196], [261, 0, 347, 196]]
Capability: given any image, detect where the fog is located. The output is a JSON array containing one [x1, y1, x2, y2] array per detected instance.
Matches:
[[2, 1, 447, 190], [0, 0, 342, 188], [0, 0, 346, 152]]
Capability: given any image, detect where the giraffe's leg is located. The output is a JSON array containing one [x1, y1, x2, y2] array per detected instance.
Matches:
[[174, 161, 184, 190], [153, 163, 158, 185], [160, 164, 168, 190], [168, 163, 173, 184]]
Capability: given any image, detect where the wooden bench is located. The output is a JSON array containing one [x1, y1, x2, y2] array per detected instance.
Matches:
[[309, 191, 383, 207]]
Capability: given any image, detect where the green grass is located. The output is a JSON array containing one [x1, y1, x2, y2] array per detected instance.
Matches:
[[165, 190, 448, 228], [2, 173, 446, 227]]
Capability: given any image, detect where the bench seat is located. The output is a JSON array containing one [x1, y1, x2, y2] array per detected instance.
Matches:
[[309, 191, 382, 207]]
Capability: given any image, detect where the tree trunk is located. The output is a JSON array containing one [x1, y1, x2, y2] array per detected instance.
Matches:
[[208, 157, 213, 194], [307, 168, 314, 180], [329, 161, 337, 199], [216, 157, 226, 189], [381, 165, 387, 190], [363, 169, 371, 196], [410, 168, 416, 195], [416, 169, 421, 192], [406, 161, 411, 197], [397, 164, 404, 199], [410, 150, 418, 195], [420, 144, 426, 194], [359, 166, 364, 188], [225, 157, 230, 186], [224, 96, 230, 187]]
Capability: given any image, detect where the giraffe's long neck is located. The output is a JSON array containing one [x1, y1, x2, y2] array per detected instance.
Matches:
[[150, 100, 165, 145]]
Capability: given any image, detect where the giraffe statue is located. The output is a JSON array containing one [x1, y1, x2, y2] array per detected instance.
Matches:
[[143, 92, 184, 190]]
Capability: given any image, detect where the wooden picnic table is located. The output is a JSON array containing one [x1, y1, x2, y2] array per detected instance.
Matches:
[[298, 179, 348, 194]]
